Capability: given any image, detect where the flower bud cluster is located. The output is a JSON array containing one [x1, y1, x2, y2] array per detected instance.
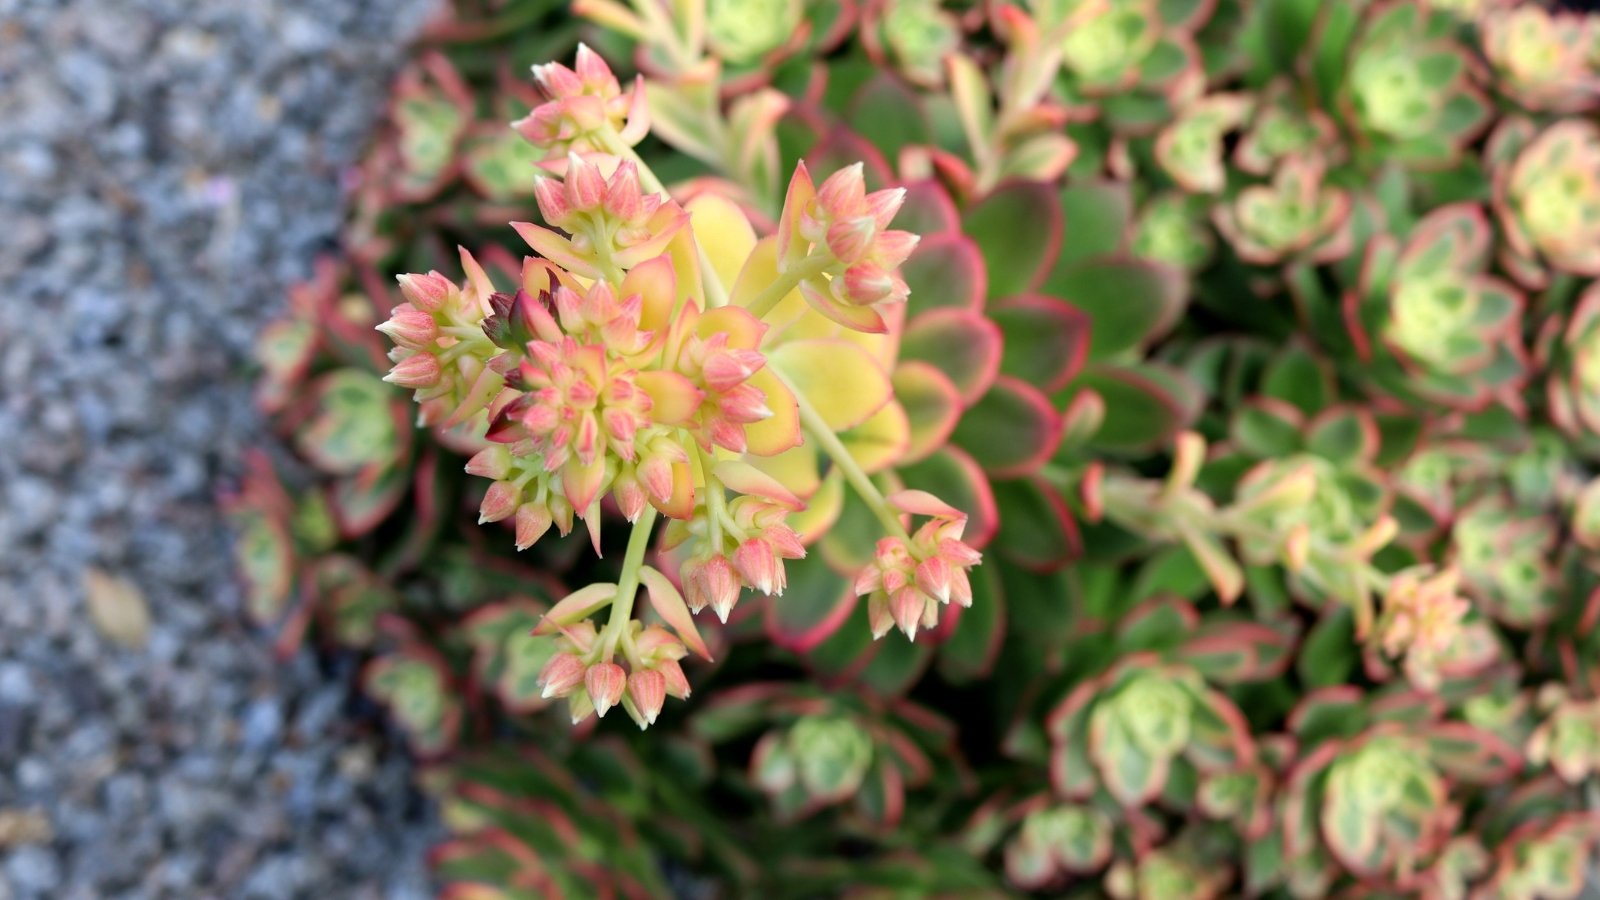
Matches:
[[775, 162, 920, 332], [379, 265, 504, 430], [1374, 566, 1470, 690], [512, 43, 648, 159], [536, 618, 692, 728], [854, 491, 982, 641]]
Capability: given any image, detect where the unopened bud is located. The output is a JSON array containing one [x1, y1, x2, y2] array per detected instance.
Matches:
[[890, 587, 924, 641], [478, 480, 521, 524], [383, 352, 441, 389], [538, 652, 586, 699], [656, 658, 691, 700], [585, 662, 626, 718], [464, 446, 513, 481], [734, 538, 782, 597], [514, 502, 554, 550], [396, 272, 454, 313], [376, 306, 438, 349], [627, 669, 667, 728]]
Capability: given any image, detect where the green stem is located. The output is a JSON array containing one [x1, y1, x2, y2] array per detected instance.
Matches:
[[779, 370, 910, 543], [693, 446, 729, 552], [742, 254, 832, 320], [600, 505, 659, 659]]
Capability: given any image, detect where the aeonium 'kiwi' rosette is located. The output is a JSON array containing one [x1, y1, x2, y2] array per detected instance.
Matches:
[[376, 47, 981, 728]]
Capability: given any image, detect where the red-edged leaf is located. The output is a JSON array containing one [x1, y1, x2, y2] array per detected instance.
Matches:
[[898, 308, 1003, 404], [950, 376, 1064, 477], [1179, 619, 1298, 684], [1061, 363, 1194, 455], [765, 557, 856, 653], [1057, 180, 1134, 265], [896, 179, 963, 236], [1047, 258, 1187, 360], [893, 361, 963, 463], [990, 295, 1092, 392], [1423, 722, 1523, 784], [963, 180, 1063, 297], [990, 476, 1080, 571], [902, 233, 988, 314]]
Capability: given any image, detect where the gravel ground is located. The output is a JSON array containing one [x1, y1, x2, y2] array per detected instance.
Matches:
[[0, 0, 443, 897]]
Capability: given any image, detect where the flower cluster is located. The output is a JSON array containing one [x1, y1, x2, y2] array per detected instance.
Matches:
[[853, 491, 982, 641], [1373, 566, 1470, 690], [374, 48, 979, 727]]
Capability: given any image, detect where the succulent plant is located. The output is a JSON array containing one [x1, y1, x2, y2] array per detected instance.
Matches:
[[230, 0, 1600, 895], [1491, 118, 1600, 286], [1338, 3, 1490, 167], [1482, 5, 1600, 115]]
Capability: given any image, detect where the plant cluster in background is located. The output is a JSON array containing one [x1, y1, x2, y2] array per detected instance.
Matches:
[[230, 0, 1600, 895]]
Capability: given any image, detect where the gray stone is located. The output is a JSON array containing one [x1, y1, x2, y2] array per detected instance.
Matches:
[[0, 0, 442, 896]]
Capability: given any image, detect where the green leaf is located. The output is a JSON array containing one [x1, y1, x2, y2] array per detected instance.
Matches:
[[898, 308, 1002, 404], [990, 477, 1079, 571], [849, 73, 929, 161], [990, 296, 1091, 392], [950, 377, 1062, 477], [962, 182, 1061, 297], [902, 233, 988, 314], [1298, 607, 1357, 689], [1065, 364, 1192, 455], [1045, 259, 1186, 360], [1057, 181, 1132, 265]]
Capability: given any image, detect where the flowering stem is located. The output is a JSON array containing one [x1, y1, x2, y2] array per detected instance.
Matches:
[[780, 370, 911, 543], [596, 127, 730, 309], [743, 254, 833, 320], [599, 505, 659, 659]]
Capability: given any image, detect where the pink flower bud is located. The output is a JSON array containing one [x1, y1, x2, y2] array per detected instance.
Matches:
[[549, 493, 575, 537], [585, 662, 627, 718], [718, 384, 773, 423], [613, 472, 646, 522], [464, 446, 513, 481], [538, 652, 586, 699], [872, 230, 921, 268], [687, 555, 742, 622], [734, 538, 784, 597], [627, 669, 667, 728], [841, 263, 897, 305], [532, 60, 583, 100], [702, 349, 767, 393], [816, 162, 866, 216], [514, 502, 554, 550], [383, 352, 441, 389], [915, 556, 953, 605], [863, 187, 907, 229], [826, 216, 878, 265], [396, 272, 453, 313], [533, 176, 571, 225], [891, 587, 925, 641], [605, 161, 644, 221], [867, 592, 894, 640], [573, 43, 619, 95], [656, 659, 692, 700], [638, 454, 675, 503], [478, 480, 521, 524], [376, 305, 438, 349], [566, 153, 607, 211]]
